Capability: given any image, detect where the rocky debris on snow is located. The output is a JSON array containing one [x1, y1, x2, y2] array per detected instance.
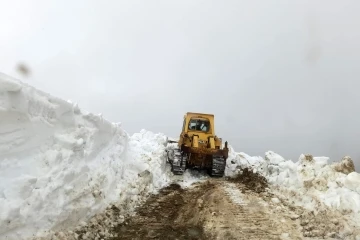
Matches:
[[299, 210, 343, 238], [332, 156, 355, 174], [303, 154, 314, 162]]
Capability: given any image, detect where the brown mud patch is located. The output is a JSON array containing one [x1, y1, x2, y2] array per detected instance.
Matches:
[[227, 168, 268, 193], [35, 177, 354, 240], [110, 179, 301, 240], [110, 183, 214, 240]]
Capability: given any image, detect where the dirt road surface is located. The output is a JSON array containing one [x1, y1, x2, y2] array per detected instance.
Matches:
[[110, 176, 305, 240], [43, 169, 350, 240]]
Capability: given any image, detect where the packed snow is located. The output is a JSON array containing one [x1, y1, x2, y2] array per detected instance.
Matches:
[[0, 73, 172, 240], [1, 71, 360, 239]]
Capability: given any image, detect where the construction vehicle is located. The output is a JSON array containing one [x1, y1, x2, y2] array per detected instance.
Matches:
[[166, 112, 229, 177]]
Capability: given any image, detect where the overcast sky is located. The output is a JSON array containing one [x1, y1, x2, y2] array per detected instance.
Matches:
[[1, 0, 360, 167]]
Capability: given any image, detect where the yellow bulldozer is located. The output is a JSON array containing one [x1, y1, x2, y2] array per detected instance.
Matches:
[[166, 112, 229, 177]]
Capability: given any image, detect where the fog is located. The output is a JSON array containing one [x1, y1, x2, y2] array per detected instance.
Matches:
[[1, 0, 360, 167]]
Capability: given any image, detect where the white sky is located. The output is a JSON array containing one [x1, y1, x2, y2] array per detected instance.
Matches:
[[1, 0, 360, 167]]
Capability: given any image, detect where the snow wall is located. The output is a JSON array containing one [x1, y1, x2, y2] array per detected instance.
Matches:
[[0, 73, 171, 240]]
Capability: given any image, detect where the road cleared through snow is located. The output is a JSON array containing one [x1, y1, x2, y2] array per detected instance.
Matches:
[[2, 72, 360, 239], [106, 177, 306, 240]]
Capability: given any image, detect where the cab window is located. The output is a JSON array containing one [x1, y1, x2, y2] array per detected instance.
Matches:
[[188, 119, 210, 132]]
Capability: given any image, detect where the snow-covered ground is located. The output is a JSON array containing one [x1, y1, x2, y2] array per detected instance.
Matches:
[[226, 147, 360, 238], [0, 72, 172, 240], [2, 71, 360, 239]]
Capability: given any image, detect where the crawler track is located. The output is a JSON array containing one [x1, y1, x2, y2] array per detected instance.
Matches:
[[170, 149, 187, 175], [208, 156, 226, 177], [168, 148, 226, 177]]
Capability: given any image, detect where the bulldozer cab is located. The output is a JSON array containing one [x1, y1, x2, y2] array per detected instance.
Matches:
[[178, 112, 221, 150], [182, 112, 214, 135]]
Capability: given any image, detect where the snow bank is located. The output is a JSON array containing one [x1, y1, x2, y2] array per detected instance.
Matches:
[[226, 148, 360, 237], [226, 149, 360, 212], [0, 73, 170, 240], [0, 72, 22, 92]]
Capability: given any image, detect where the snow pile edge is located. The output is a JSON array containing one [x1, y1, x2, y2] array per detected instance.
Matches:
[[0, 72, 171, 240], [225, 147, 360, 238]]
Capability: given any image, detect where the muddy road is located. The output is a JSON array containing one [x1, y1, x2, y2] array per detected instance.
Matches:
[[109, 172, 305, 240], [34, 169, 353, 240], [48, 169, 349, 240]]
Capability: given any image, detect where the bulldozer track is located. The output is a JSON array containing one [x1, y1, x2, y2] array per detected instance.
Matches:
[[218, 183, 281, 240], [168, 148, 226, 177], [170, 149, 186, 175], [209, 156, 226, 177], [111, 180, 304, 240]]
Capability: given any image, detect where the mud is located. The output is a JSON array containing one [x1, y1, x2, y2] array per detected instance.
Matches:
[[111, 183, 213, 240], [36, 170, 358, 240], [110, 179, 305, 240], [228, 167, 268, 193]]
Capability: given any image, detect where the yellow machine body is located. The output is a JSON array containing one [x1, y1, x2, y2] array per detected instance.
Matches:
[[176, 112, 228, 171]]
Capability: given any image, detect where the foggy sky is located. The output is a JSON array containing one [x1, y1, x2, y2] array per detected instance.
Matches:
[[1, 0, 360, 168]]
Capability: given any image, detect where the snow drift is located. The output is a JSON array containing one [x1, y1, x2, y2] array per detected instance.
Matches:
[[0, 73, 171, 240]]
